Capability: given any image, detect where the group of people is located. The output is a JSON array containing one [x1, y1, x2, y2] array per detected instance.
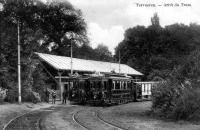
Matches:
[[46, 89, 69, 104]]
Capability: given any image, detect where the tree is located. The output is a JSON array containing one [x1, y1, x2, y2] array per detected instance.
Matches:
[[151, 13, 160, 27], [115, 13, 200, 79], [95, 44, 113, 62], [0, 0, 88, 102]]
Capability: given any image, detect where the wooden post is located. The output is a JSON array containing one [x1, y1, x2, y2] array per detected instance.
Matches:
[[58, 71, 63, 101]]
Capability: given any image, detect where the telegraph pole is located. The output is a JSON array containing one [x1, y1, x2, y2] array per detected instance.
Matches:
[[17, 20, 21, 104]]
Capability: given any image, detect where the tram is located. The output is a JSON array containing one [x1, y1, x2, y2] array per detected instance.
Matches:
[[65, 73, 158, 105]]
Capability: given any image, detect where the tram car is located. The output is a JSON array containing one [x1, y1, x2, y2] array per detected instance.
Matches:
[[65, 74, 148, 105]]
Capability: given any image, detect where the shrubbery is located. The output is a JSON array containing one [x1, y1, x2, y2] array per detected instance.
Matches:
[[152, 49, 200, 120], [0, 87, 8, 103], [152, 80, 200, 120], [4, 87, 42, 103], [22, 90, 41, 103], [4, 88, 18, 102]]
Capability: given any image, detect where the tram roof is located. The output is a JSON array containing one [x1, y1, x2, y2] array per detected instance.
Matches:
[[35, 52, 143, 76]]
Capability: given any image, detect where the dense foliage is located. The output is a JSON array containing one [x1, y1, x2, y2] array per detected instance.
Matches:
[[115, 13, 200, 80]]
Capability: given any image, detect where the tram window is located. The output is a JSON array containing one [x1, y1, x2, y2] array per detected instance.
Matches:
[[148, 84, 151, 94], [116, 81, 120, 89], [79, 81, 83, 89], [98, 81, 101, 89], [127, 81, 131, 89], [90, 82, 93, 89], [122, 81, 125, 89], [93, 81, 95, 88], [142, 84, 145, 93], [125, 82, 128, 89], [104, 81, 107, 90], [112, 81, 115, 90], [121, 82, 124, 89], [75, 81, 78, 88], [70, 82, 73, 89], [123, 82, 126, 89], [146, 84, 148, 93], [74, 81, 77, 88]]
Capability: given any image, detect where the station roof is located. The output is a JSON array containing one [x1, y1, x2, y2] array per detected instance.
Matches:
[[36, 52, 143, 76]]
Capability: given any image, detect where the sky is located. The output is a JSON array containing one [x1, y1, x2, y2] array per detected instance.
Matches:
[[67, 0, 200, 54]]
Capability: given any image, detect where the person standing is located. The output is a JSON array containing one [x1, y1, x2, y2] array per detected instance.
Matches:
[[52, 90, 56, 104], [62, 90, 67, 104], [46, 90, 50, 103]]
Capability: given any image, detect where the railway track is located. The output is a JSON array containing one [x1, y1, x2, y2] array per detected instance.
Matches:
[[73, 109, 127, 130], [3, 106, 126, 130], [73, 110, 90, 130], [95, 111, 127, 130]]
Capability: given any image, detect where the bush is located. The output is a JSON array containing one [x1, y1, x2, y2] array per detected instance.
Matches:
[[152, 80, 200, 120], [22, 91, 41, 103], [0, 87, 7, 103], [4, 88, 18, 102], [172, 87, 200, 120], [151, 49, 200, 120]]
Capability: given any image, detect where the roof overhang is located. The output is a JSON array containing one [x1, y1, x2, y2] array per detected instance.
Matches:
[[35, 52, 143, 76]]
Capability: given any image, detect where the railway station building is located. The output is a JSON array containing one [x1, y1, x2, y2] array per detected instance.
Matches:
[[35, 53, 144, 100]]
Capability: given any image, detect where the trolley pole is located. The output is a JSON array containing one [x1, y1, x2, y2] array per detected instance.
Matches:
[[17, 20, 21, 104]]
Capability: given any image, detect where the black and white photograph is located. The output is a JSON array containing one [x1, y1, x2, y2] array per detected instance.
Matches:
[[0, 0, 200, 129]]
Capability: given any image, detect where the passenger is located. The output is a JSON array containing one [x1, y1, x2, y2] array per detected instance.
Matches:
[[98, 91, 103, 99], [68, 89, 72, 100], [52, 90, 56, 104], [62, 90, 67, 104], [46, 90, 50, 103], [80, 89, 86, 102]]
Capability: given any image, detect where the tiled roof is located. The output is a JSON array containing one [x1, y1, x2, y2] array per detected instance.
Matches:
[[36, 53, 143, 75]]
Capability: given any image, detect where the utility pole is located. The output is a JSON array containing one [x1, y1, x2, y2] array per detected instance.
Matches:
[[70, 41, 73, 75], [66, 32, 76, 75], [118, 51, 121, 74], [17, 20, 21, 104], [0, 3, 3, 47]]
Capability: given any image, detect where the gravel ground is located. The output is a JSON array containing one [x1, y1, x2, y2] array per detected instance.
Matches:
[[0, 102, 57, 130], [100, 101, 200, 130]]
